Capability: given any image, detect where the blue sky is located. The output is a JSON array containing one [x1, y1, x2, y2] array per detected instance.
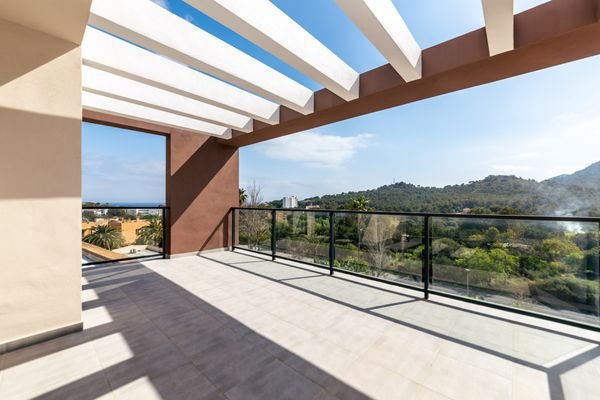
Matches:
[[83, 0, 600, 202], [83, 122, 165, 203]]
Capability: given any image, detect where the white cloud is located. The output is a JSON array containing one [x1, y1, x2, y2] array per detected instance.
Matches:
[[150, 0, 170, 10], [254, 131, 372, 168]]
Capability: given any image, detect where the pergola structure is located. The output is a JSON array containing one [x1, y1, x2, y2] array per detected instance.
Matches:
[[81, 0, 600, 146], [1, 0, 600, 352]]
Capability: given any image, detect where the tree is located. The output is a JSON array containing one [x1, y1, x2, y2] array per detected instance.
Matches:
[[240, 210, 270, 249], [579, 247, 599, 280], [518, 255, 556, 279], [246, 181, 263, 207], [362, 215, 399, 276], [82, 211, 97, 222], [346, 196, 372, 211], [301, 231, 327, 263], [240, 182, 270, 249], [485, 227, 501, 244], [539, 238, 583, 262], [344, 196, 372, 252], [456, 248, 518, 283], [107, 209, 126, 218], [83, 224, 125, 250], [239, 188, 248, 206], [432, 238, 460, 258], [137, 218, 163, 247], [486, 248, 519, 275], [335, 256, 371, 274]]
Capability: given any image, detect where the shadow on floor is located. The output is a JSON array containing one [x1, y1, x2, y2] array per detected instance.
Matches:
[[1, 252, 599, 400], [202, 250, 600, 400], [0, 260, 371, 400]]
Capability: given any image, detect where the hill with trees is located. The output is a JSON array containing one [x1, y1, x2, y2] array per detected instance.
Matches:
[[545, 161, 600, 188], [302, 163, 600, 216]]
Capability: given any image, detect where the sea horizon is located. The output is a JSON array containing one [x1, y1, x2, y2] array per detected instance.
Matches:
[[83, 201, 165, 207]]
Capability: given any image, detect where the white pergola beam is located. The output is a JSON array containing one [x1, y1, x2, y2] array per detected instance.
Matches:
[[82, 65, 253, 132], [82, 27, 279, 125], [82, 91, 232, 138], [482, 0, 514, 56], [89, 0, 314, 114], [186, 0, 359, 101], [336, 0, 422, 82]]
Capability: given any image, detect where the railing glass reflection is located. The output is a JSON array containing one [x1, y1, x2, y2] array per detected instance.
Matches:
[[233, 207, 600, 330], [82, 206, 167, 265]]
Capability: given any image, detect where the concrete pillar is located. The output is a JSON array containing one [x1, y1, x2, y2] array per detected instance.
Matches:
[[0, 3, 89, 352]]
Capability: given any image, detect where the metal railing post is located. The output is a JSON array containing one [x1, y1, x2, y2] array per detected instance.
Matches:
[[423, 215, 432, 299], [271, 209, 277, 261], [231, 208, 236, 251], [162, 207, 169, 259], [329, 211, 335, 276]]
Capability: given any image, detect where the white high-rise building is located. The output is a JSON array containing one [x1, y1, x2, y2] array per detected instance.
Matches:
[[282, 196, 299, 208]]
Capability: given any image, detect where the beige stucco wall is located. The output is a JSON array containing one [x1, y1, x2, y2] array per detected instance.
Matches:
[[0, 18, 83, 347]]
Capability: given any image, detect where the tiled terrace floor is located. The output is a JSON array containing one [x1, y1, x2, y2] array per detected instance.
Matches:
[[1, 250, 599, 400]]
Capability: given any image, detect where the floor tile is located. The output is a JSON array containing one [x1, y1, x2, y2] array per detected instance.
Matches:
[[2, 252, 598, 400], [224, 360, 323, 400]]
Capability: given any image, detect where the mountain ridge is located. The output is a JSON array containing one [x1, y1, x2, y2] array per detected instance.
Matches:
[[544, 161, 600, 188], [298, 162, 600, 216]]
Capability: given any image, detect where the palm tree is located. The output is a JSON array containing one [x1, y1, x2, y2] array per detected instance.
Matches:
[[83, 224, 125, 250], [347, 196, 372, 211], [239, 188, 248, 206], [137, 218, 163, 247], [346, 196, 373, 251]]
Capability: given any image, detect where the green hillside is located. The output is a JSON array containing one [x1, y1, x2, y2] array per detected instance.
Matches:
[[302, 164, 600, 216]]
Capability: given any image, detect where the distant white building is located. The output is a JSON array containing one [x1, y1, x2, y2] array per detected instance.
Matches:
[[126, 209, 161, 217], [282, 196, 299, 209]]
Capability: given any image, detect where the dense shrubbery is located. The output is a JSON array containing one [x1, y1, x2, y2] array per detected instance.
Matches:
[[335, 257, 371, 274], [238, 209, 271, 250], [534, 275, 599, 306]]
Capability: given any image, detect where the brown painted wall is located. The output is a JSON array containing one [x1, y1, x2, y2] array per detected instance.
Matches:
[[167, 131, 239, 254], [82, 111, 240, 255]]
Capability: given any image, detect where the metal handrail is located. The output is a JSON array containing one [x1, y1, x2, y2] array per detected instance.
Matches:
[[232, 206, 600, 223], [231, 206, 600, 332], [82, 206, 170, 266], [82, 206, 167, 210]]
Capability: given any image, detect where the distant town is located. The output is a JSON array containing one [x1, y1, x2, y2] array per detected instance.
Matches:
[[81, 204, 164, 264]]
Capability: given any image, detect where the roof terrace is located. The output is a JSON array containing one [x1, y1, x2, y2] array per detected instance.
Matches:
[[1, 0, 600, 399], [1, 251, 598, 399]]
